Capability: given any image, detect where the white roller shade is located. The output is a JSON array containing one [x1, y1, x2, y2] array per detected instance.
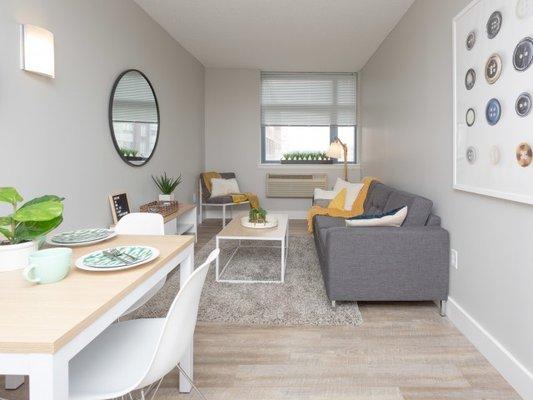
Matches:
[[112, 71, 158, 124], [261, 72, 356, 126]]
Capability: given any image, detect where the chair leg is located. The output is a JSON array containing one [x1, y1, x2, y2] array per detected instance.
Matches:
[[177, 364, 208, 400], [222, 205, 226, 227], [331, 300, 336, 308]]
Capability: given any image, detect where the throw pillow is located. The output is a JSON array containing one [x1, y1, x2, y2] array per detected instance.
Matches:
[[328, 188, 347, 210], [345, 206, 408, 227], [333, 178, 364, 211], [225, 178, 240, 194], [211, 178, 241, 197]]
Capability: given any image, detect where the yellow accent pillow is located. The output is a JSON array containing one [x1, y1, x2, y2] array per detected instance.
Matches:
[[328, 188, 347, 210]]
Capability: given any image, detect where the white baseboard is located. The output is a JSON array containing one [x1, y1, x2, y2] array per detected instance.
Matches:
[[447, 297, 532, 399], [203, 208, 308, 220]]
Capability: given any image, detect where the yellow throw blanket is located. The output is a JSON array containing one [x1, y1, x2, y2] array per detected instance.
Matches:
[[307, 177, 376, 232], [201, 172, 260, 208]]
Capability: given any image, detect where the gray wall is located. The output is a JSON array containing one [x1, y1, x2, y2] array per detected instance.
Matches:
[[360, 0, 533, 392], [204, 68, 361, 217], [0, 0, 204, 229]]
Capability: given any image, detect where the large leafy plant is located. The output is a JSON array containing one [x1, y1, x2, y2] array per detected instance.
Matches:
[[152, 173, 183, 195], [0, 187, 64, 245]]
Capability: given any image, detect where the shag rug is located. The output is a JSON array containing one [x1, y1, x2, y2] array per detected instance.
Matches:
[[132, 235, 362, 326]]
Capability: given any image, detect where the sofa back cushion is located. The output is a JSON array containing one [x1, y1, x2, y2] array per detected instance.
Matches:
[[384, 190, 433, 226], [363, 182, 393, 215]]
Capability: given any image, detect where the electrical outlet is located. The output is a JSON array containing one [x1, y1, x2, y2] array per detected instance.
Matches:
[[450, 249, 458, 270]]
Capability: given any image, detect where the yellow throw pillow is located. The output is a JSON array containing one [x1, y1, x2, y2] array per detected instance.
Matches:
[[328, 188, 347, 210]]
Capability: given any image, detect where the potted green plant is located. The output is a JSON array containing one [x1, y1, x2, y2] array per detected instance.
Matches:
[[0, 188, 64, 272], [249, 207, 267, 224], [152, 172, 183, 202], [280, 151, 333, 164]]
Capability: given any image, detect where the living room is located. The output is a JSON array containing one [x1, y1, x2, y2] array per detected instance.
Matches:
[[0, 0, 531, 399]]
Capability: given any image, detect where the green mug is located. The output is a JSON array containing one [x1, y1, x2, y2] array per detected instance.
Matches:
[[23, 248, 72, 284]]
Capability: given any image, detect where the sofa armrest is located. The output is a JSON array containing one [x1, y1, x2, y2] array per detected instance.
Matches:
[[322, 226, 450, 301]]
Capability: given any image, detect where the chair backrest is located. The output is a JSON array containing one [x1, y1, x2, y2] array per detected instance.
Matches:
[[136, 248, 219, 388], [114, 213, 164, 235]]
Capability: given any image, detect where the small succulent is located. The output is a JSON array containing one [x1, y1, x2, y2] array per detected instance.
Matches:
[[152, 172, 183, 195], [249, 207, 267, 224]]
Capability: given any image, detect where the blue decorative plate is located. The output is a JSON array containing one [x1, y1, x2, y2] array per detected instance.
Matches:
[[51, 229, 114, 244], [75, 246, 159, 271], [486, 98, 501, 126]]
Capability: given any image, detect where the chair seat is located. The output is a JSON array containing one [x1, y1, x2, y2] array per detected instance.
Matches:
[[203, 195, 236, 204], [69, 318, 164, 400]]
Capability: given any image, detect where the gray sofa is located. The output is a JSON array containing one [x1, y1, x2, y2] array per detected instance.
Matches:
[[312, 182, 449, 314]]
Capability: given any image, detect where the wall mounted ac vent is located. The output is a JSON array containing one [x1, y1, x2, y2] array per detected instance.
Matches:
[[266, 173, 327, 198]]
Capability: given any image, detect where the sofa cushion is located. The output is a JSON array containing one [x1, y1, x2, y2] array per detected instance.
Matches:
[[314, 215, 345, 250], [363, 182, 393, 215], [384, 190, 433, 226]]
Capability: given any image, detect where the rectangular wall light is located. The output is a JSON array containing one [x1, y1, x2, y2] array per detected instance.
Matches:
[[20, 24, 55, 78]]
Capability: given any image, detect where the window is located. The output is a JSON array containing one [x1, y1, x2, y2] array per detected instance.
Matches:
[[261, 72, 357, 163]]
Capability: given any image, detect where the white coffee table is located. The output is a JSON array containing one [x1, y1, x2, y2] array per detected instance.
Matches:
[[215, 213, 289, 283]]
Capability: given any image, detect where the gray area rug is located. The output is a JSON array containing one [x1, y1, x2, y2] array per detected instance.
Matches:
[[132, 235, 362, 326]]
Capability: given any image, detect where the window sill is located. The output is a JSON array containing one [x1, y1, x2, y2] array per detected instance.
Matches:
[[257, 163, 360, 170]]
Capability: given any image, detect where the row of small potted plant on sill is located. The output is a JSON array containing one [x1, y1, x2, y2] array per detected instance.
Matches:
[[281, 151, 333, 164], [119, 147, 145, 161]]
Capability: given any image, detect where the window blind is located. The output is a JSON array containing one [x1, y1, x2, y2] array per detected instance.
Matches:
[[261, 72, 356, 126], [112, 72, 158, 124]]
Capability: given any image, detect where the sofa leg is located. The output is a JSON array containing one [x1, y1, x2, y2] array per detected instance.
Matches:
[[331, 300, 336, 308], [439, 300, 447, 317]]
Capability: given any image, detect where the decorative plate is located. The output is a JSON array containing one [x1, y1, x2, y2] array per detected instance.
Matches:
[[466, 30, 476, 50], [466, 146, 477, 164], [516, 92, 532, 117], [240, 215, 278, 229], [485, 54, 502, 84], [489, 145, 501, 165], [516, 0, 533, 19], [486, 98, 501, 126], [486, 11, 502, 39], [466, 108, 476, 127], [513, 37, 533, 72], [49, 229, 116, 246], [75, 246, 159, 271], [465, 68, 476, 90], [516, 143, 532, 167]]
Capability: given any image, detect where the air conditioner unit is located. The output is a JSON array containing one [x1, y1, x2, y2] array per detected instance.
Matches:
[[266, 173, 328, 198]]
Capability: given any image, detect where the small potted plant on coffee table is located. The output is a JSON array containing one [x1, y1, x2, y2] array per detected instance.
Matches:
[[152, 172, 183, 202], [249, 207, 267, 224], [0, 187, 64, 272]]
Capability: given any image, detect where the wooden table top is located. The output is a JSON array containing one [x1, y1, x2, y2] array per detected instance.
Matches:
[[0, 234, 194, 354], [217, 213, 288, 240]]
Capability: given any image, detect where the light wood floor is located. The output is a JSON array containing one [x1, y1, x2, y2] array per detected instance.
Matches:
[[0, 219, 520, 400]]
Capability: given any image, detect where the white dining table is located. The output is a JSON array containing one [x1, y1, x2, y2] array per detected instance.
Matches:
[[0, 234, 195, 399]]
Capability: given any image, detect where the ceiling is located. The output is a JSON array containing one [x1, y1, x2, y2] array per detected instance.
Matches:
[[134, 0, 414, 72]]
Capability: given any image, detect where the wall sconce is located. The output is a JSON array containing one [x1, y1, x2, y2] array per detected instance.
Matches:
[[20, 24, 55, 78]]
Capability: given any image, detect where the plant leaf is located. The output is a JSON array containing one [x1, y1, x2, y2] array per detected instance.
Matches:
[[0, 216, 12, 226], [0, 187, 23, 205], [18, 195, 64, 210], [13, 200, 63, 222], [13, 216, 63, 243], [0, 227, 13, 241]]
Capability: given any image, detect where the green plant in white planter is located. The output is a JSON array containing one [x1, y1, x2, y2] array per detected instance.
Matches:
[[152, 173, 182, 202], [0, 188, 64, 272]]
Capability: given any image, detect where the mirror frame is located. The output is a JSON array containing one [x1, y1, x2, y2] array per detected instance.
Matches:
[[108, 69, 160, 167]]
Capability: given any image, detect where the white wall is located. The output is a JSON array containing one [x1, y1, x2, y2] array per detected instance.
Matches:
[[360, 0, 533, 397], [204, 68, 361, 218], [0, 0, 204, 229]]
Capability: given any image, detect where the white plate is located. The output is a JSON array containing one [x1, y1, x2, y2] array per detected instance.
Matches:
[[75, 246, 159, 272], [240, 215, 278, 229], [47, 230, 117, 247]]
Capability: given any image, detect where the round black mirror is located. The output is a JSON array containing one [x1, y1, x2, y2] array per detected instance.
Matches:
[[109, 69, 160, 166]]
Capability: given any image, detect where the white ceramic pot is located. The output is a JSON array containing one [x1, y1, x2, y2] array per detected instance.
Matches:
[[0, 240, 38, 272], [159, 194, 175, 202]]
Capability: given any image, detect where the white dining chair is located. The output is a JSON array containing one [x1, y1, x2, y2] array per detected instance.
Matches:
[[115, 213, 166, 316], [69, 248, 219, 400]]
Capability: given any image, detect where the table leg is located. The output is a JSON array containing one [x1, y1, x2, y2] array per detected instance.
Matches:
[[215, 236, 220, 281], [281, 237, 285, 283], [29, 354, 68, 400], [179, 249, 194, 393]]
